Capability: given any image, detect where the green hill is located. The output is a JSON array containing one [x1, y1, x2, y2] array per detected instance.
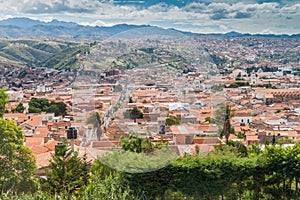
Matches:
[[0, 39, 90, 69]]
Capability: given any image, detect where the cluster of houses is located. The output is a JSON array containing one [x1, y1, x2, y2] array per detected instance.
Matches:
[[2, 37, 300, 173], [3, 61, 300, 172]]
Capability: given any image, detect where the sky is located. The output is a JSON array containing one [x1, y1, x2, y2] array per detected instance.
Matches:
[[0, 0, 299, 34]]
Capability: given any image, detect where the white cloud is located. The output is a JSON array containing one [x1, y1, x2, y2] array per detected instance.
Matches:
[[0, 0, 298, 34]]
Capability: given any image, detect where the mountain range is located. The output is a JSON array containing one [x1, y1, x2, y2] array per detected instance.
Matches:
[[0, 17, 299, 39]]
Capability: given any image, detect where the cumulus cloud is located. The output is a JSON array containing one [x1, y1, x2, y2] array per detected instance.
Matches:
[[0, 0, 299, 34], [234, 12, 253, 19], [21, 0, 97, 14]]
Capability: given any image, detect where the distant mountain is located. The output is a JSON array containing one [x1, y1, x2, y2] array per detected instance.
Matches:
[[0, 17, 44, 28], [110, 27, 186, 40], [0, 17, 298, 39]]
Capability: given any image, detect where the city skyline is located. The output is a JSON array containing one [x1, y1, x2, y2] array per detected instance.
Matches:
[[0, 0, 299, 34]]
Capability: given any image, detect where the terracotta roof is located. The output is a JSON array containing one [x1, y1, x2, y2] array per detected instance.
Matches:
[[30, 145, 49, 154], [194, 144, 215, 152], [22, 115, 42, 128], [4, 113, 27, 123], [34, 126, 50, 137], [246, 135, 259, 141], [35, 152, 52, 168], [25, 137, 44, 148], [193, 137, 219, 144], [229, 134, 238, 140], [44, 139, 58, 151], [170, 125, 198, 135]]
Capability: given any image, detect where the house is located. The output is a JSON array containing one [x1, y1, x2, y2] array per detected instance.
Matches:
[[4, 113, 27, 125], [20, 115, 43, 136], [232, 110, 253, 125]]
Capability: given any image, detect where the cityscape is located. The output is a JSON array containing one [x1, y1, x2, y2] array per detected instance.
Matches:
[[0, 0, 300, 199]]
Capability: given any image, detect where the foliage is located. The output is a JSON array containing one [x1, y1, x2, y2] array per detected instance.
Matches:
[[79, 173, 136, 200], [100, 131, 178, 174], [15, 102, 25, 113], [28, 97, 67, 116], [204, 116, 215, 123], [214, 103, 233, 143], [46, 102, 67, 116], [0, 39, 87, 69], [28, 98, 49, 113], [226, 81, 250, 88], [235, 131, 245, 139], [129, 107, 143, 123], [228, 140, 248, 157], [121, 132, 154, 153], [0, 119, 37, 194], [43, 143, 91, 198], [0, 87, 9, 118], [165, 117, 180, 126], [123, 107, 143, 123], [253, 83, 277, 89], [2, 139, 300, 199]]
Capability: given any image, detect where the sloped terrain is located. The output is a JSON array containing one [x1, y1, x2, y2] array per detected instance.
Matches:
[[0, 39, 90, 69]]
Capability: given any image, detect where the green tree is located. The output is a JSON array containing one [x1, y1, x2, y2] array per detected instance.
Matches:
[[0, 119, 37, 193], [28, 98, 49, 113], [222, 105, 231, 144], [15, 102, 25, 113], [214, 103, 233, 144], [80, 173, 136, 200], [86, 112, 103, 141], [44, 143, 91, 198], [165, 117, 180, 126], [28, 98, 67, 116], [129, 107, 143, 123], [121, 131, 153, 153], [0, 87, 9, 118], [81, 161, 137, 200], [46, 102, 67, 116], [205, 116, 213, 123]]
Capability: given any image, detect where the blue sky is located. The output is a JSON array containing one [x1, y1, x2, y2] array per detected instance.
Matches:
[[0, 0, 299, 34]]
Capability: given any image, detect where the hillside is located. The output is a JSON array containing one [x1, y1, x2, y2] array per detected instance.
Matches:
[[0, 39, 90, 69], [81, 38, 213, 73]]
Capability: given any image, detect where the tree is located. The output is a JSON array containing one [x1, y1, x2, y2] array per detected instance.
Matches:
[[129, 96, 133, 103], [28, 98, 67, 116], [121, 131, 153, 153], [214, 103, 233, 143], [46, 102, 67, 116], [44, 143, 91, 198], [0, 119, 37, 193], [205, 116, 212, 123], [165, 117, 180, 126], [222, 104, 231, 144], [0, 87, 9, 118], [80, 173, 136, 200], [15, 102, 25, 113], [86, 112, 103, 141], [129, 107, 143, 123]]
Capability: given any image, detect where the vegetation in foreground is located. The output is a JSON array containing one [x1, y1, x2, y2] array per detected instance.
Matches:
[[1, 131, 300, 200]]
